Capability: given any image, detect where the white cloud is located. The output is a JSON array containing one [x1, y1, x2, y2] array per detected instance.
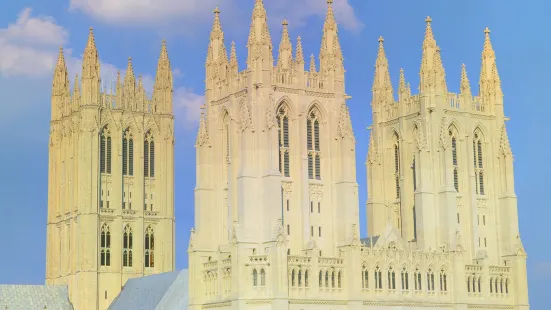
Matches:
[[68, 0, 363, 32], [0, 7, 203, 128], [174, 87, 205, 129]]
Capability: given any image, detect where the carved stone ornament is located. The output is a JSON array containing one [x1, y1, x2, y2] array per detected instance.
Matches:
[[367, 132, 380, 165], [413, 121, 427, 152], [282, 181, 292, 200], [499, 124, 512, 158], [239, 100, 254, 132], [438, 117, 449, 150], [337, 102, 355, 142], [265, 92, 277, 130], [195, 114, 210, 147], [309, 183, 323, 201]]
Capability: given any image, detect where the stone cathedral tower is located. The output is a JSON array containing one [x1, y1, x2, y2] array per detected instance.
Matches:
[[46, 29, 176, 310], [189, 0, 359, 308], [188, 2, 529, 309]]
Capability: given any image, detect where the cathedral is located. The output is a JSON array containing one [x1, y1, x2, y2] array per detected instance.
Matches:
[[5, 0, 528, 309], [44, 28, 176, 309]]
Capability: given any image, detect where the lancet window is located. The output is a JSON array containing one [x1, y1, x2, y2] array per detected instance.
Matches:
[[388, 266, 396, 290], [473, 130, 485, 195], [253, 269, 258, 286], [362, 267, 369, 289], [440, 268, 448, 292], [277, 105, 290, 177], [123, 224, 133, 267], [450, 130, 459, 191], [414, 267, 422, 291], [374, 266, 382, 289], [307, 109, 321, 180], [427, 268, 435, 291], [144, 131, 155, 178], [401, 267, 409, 290], [393, 133, 400, 199], [123, 128, 134, 176], [223, 113, 230, 165], [144, 225, 155, 268], [100, 223, 111, 267], [100, 126, 112, 174]]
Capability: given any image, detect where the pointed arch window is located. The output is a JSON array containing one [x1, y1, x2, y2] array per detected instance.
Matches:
[[253, 269, 259, 287], [307, 109, 322, 180], [450, 130, 459, 192], [123, 224, 133, 267], [374, 266, 382, 289], [260, 269, 266, 286], [427, 268, 435, 291], [144, 131, 155, 178], [305, 270, 309, 287], [291, 269, 296, 287], [388, 267, 396, 290], [393, 133, 400, 199], [100, 126, 112, 174], [100, 223, 111, 266], [319, 270, 323, 288], [440, 268, 448, 292], [362, 267, 369, 289], [123, 129, 134, 176], [277, 105, 290, 177], [473, 131, 485, 195], [401, 267, 409, 290], [144, 225, 155, 268], [414, 267, 422, 291]]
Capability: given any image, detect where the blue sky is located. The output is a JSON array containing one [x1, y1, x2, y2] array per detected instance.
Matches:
[[0, 0, 549, 308]]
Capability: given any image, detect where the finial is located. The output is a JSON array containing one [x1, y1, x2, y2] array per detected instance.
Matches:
[[282, 19, 288, 26], [327, 0, 333, 4], [378, 36, 384, 43], [484, 27, 490, 34], [425, 16, 432, 23], [214, 7, 220, 15]]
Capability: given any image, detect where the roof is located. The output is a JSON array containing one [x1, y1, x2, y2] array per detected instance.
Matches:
[[361, 236, 380, 247], [108, 269, 188, 310], [0, 284, 73, 310]]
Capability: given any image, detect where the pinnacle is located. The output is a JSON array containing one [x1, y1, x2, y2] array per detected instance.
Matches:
[[296, 36, 304, 64], [85, 27, 97, 51], [422, 16, 436, 49], [56, 47, 66, 70], [482, 26, 495, 59], [309, 54, 317, 72], [399, 68, 407, 93], [158, 39, 170, 64], [460, 63, 472, 96], [126, 57, 135, 79]]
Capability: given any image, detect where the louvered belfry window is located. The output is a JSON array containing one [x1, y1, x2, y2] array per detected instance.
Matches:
[[307, 109, 321, 180]]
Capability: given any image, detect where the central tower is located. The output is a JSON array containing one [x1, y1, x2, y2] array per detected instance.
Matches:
[[189, 0, 359, 308]]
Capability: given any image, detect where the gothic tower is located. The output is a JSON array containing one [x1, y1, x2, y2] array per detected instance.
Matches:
[[189, 0, 359, 308], [45, 29, 176, 310], [366, 17, 528, 302]]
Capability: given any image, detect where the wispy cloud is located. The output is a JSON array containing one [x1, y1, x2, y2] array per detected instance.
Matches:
[[68, 0, 363, 32], [0, 8, 204, 128]]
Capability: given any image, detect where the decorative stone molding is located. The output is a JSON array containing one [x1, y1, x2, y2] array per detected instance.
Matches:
[[281, 181, 292, 200], [308, 183, 323, 201]]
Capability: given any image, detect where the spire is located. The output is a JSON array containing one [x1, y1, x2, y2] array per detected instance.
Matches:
[[153, 39, 173, 114], [72, 74, 81, 110], [81, 27, 100, 106], [319, 0, 343, 74], [206, 7, 228, 80], [309, 54, 317, 73], [123, 57, 136, 110], [229, 41, 238, 76], [115, 71, 123, 109], [372, 37, 393, 94], [137, 75, 145, 111], [52, 47, 70, 120], [195, 108, 210, 148], [296, 36, 304, 64], [277, 19, 293, 69], [419, 17, 445, 93], [479, 27, 502, 101], [460, 64, 472, 98], [398, 68, 411, 100], [247, 0, 273, 65]]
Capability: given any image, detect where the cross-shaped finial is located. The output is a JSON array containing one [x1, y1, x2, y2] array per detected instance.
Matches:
[[327, 0, 334, 5], [484, 27, 490, 34], [425, 16, 432, 23], [378, 36, 384, 43], [214, 7, 220, 15], [282, 19, 288, 26]]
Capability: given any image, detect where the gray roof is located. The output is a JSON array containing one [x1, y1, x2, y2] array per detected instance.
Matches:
[[0, 285, 73, 310], [109, 269, 188, 310], [361, 236, 380, 247]]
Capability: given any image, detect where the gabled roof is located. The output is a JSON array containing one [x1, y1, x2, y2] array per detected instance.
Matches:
[[0, 284, 73, 310], [108, 269, 188, 310]]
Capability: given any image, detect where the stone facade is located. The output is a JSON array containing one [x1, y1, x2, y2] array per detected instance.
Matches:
[[45, 30, 176, 310], [189, 1, 529, 310]]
